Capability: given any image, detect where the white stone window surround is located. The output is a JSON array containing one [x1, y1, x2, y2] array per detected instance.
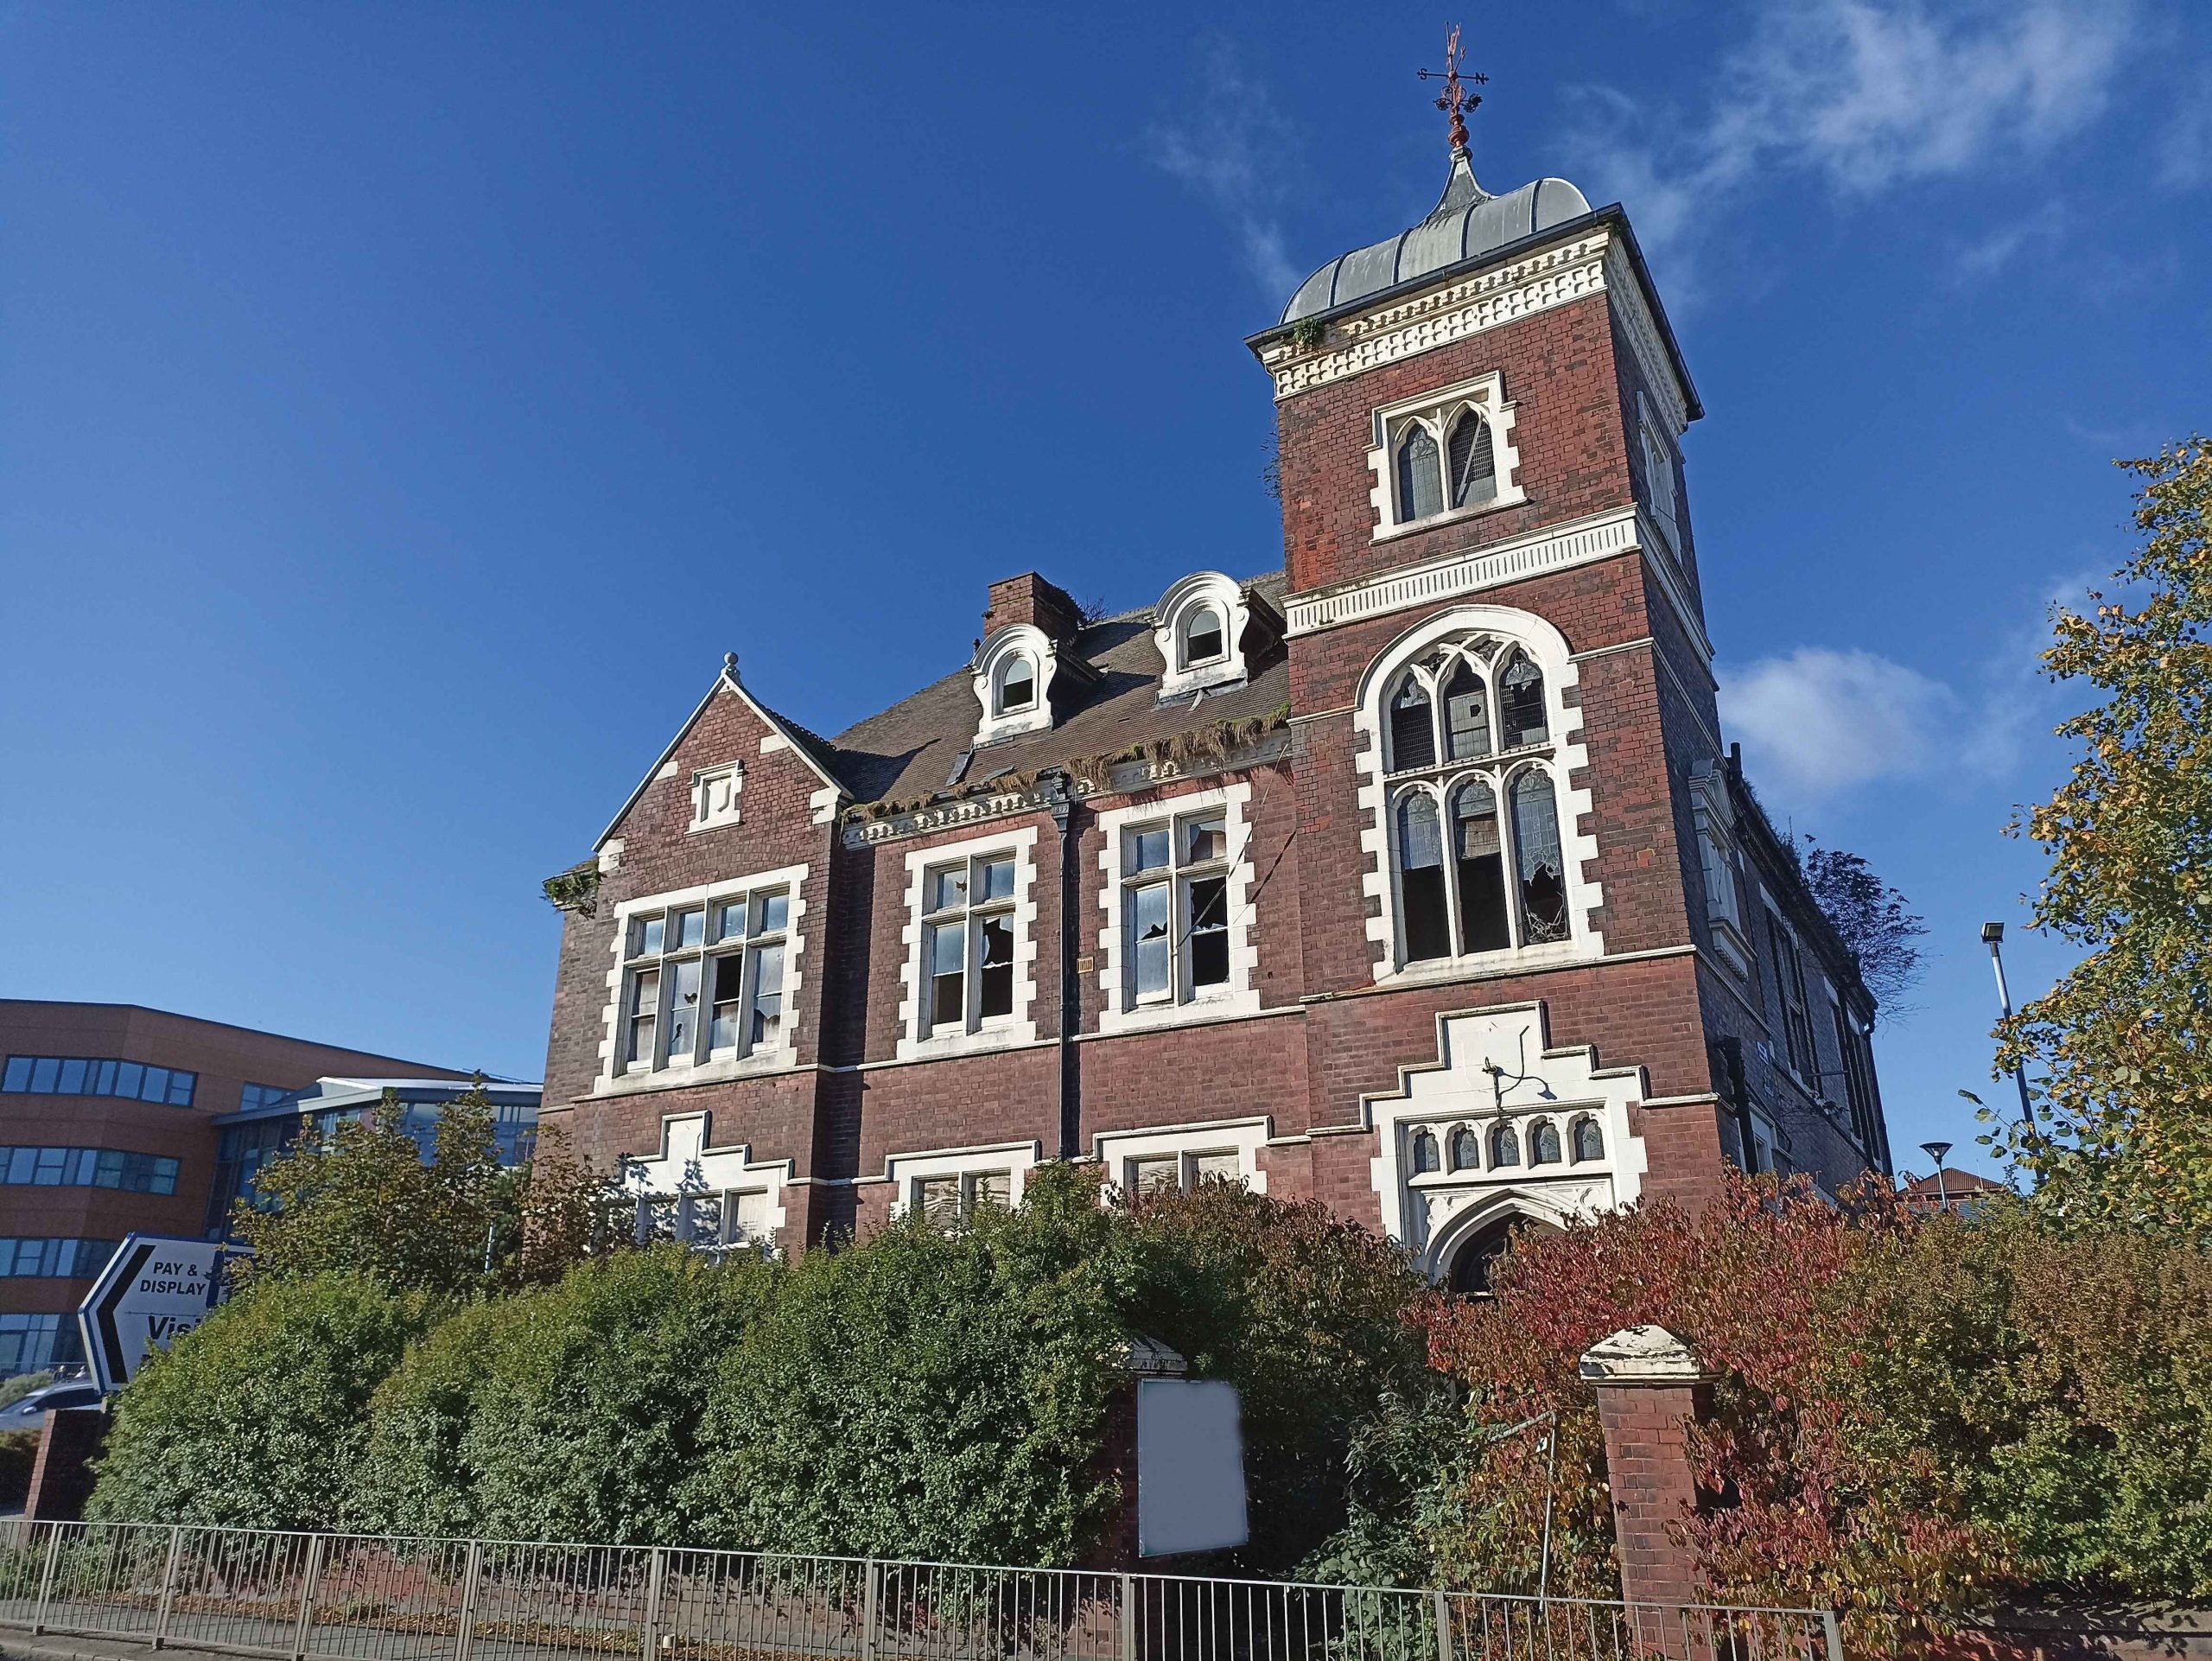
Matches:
[[1093, 1117, 1271, 1199], [972, 625, 1058, 744], [1366, 372, 1526, 544], [896, 825, 1042, 1060], [885, 1140, 1041, 1219], [1354, 606, 1604, 984], [1154, 572, 1254, 699], [1688, 768, 1752, 979], [1637, 391, 1682, 559], [594, 862, 810, 1095], [1362, 1002, 1649, 1280], [690, 760, 745, 833], [620, 1109, 792, 1250], [1094, 782, 1262, 1035]]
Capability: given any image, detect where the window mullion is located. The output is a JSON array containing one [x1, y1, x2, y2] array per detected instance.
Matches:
[[1497, 771, 1523, 951], [1435, 784, 1466, 958]]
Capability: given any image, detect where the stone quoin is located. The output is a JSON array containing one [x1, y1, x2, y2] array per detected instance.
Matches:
[[537, 118, 1892, 1292]]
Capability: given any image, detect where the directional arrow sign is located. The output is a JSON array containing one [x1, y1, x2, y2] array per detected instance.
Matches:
[[78, 1234, 229, 1393]]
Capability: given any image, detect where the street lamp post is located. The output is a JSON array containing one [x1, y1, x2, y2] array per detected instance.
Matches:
[[1981, 923, 2038, 1131], [1920, 1141, 1953, 1213]]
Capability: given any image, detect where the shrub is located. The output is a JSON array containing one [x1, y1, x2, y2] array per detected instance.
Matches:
[[353, 1245, 778, 1543], [1115, 1181, 1433, 1572], [1836, 1201, 2212, 1600], [90, 1274, 429, 1530], [682, 1167, 1127, 1564], [0, 1428, 39, 1510]]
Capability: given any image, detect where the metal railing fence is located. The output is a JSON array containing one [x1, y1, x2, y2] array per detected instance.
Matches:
[[0, 1522, 1842, 1661]]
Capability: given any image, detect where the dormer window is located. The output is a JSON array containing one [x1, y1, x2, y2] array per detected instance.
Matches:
[[972, 626, 1059, 743], [1155, 572, 1271, 700], [1366, 372, 1523, 541], [995, 656, 1036, 715]]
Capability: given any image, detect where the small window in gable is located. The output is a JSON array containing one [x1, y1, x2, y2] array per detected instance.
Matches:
[[691, 763, 742, 832]]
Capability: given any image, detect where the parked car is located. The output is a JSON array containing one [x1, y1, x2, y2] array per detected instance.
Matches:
[[0, 1380, 102, 1428]]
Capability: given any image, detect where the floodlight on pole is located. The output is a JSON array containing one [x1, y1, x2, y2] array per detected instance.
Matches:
[[1981, 922, 2038, 1131]]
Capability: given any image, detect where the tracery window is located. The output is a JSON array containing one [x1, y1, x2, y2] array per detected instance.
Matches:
[[1384, 633, 1572, 964], [1391, 407, 1499, 525]]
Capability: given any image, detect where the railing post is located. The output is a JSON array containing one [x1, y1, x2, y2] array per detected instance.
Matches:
[[861, 1559, 880, 1661], [641, 1547, 667, 1661], [1117, 1574, 1135, 1661], [453, 1541, 484, 1661], [1821, 1608, 1844, 1661], [1431, 1589, 1452, 1661], [32, 1524, 63, 1634], [152, 1525, 185, 1648], [292, 1534, 327, 1661]]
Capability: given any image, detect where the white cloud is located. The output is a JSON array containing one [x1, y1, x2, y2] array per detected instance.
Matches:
[[1145, 42, 1301, 299], [1720, 647, 1963, 799], [1566, 0, 2139, 277], [1951, 200, 2066, 281]]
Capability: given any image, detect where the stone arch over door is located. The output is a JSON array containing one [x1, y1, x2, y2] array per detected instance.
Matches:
[[1433, 1195, 1564, 1296]]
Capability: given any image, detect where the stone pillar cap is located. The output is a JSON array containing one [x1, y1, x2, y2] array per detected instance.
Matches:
[[1578, 1323, 1709, 1384], [1113, 1334, 1189, 1377]]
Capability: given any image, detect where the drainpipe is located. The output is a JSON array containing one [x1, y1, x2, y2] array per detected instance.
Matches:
[[1046, 773, 1083, 1161], [1714, 1035, 1758, 1173]]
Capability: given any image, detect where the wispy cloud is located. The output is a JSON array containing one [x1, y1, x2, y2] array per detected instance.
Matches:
[[1719, 569, 2105, 805], [1951, 200, 2066, 281], [1145, 40, 1301, 299], [1565, 0, 2141, 281]]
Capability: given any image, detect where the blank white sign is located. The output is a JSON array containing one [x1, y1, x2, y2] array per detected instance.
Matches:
[[1136, 1378, 1249, 1557]]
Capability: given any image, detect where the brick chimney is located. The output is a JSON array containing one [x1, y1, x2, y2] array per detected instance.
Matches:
[[983, 572, 1081, 645]]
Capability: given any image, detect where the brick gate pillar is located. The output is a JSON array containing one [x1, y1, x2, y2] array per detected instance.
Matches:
[[1580, 1326, 1711, 1615], [24, 1408, 107, 1521]]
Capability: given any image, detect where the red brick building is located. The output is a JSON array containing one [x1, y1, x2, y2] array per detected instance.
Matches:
[[538, 135, 1892, 1292]]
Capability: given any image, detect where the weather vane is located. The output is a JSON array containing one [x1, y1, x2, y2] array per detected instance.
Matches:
[[1416, 23, 1486, 156]]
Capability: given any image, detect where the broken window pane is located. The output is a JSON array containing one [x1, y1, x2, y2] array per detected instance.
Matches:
[[1397, 792, 1451, 963], [1133, 881, 1172, 1001], [1511, 771, 1568, 943], [1389, 676, 1436, 771], [1187, 875, 1229, 988], [978, 914, 1014, 1018], [1500, 654, 1548, 748]]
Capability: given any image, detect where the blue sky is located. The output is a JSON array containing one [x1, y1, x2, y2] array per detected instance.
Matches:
[[3, 3, 2206, 1179]]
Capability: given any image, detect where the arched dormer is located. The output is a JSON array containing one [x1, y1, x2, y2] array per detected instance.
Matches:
[[1154, 572, 1272, 701], [972, 624, 1059, 744]]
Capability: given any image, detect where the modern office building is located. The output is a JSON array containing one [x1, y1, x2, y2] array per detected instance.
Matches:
[[205, 1075, 542, 1233], [0, 1001, 468, 1374]]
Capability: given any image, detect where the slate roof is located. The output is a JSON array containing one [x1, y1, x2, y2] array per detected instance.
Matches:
[[823, 574, 1291, 808]]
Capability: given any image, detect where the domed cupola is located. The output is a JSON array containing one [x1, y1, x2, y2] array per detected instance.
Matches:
[[1281, 150, 1592, 324]]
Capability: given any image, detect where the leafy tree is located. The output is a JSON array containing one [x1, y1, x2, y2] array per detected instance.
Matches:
[[90, 1275, 429, 1530], [1838, 1200, 2212, 1600], [229, 1084, 614, 1295], [1994, 436, 2212, 1241], [1799, 838, 1927, 1017], [353, 1246, 777, 1543], [680, 1167, 1127, 1564]]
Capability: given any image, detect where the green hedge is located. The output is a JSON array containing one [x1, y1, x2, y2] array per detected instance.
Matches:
[[90, 1275, 431, 1530]]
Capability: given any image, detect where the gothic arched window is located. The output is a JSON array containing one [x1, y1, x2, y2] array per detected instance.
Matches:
[[1490, 1122, 1521, 1168], [1447, 1216, 1519, 1298], [1451, 780, 1510, 955], [1572, 1116, 1605, 1163], [1510, 771, 1569, 944], [1448, 410, 1497, 508], [1442, 658, 1491, 760], [1410, 1128, 1440, 1175], [1397, 423, 1444, 523], [1499, 652, 1548, 748], [1389, 675, 1436, 772], [1396, 792, 1451, 964], [1530, 1120, 1562, 1166], [1450, 1125, 1480, 1171]]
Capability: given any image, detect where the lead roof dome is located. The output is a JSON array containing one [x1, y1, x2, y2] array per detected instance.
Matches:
[[1281, 152, 1591, 324]]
